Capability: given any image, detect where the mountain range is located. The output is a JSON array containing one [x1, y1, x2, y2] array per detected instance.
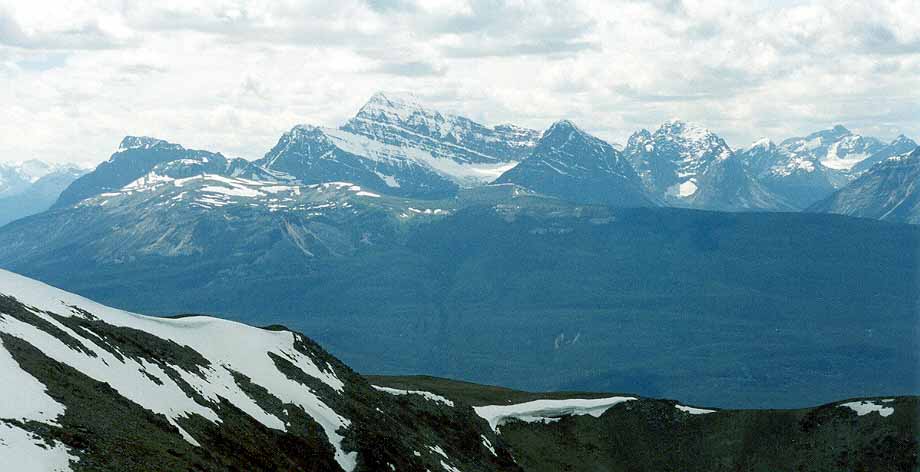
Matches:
[[0, 92, 917, 410], [17, 92, 914, 222], [1, 269, 915, 471], [0, 161, 87, 227], [736, 126, 916, 209]]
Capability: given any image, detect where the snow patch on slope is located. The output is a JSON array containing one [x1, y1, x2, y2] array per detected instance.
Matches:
[[0, 337, 66, 424], [675, 404, 716, 415], [323, 128, 518, 185], [473, 396, 636, 432], [0, 421, 76, 472], [667, 179, 698, 198], [372, 386, 455, 407], [839, 400, 894, 417]]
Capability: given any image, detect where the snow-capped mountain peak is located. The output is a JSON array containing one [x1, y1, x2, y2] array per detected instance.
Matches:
[[248, 93, 540, 197], [346, 91, 456, 142], [821, 133, 884, 171], [284, 124, 332, 142], [117, 136, 182, 153], [781, 125, 854, 156], [654, 119, 731, 153], [890, 134, 915, 146], [542, 119, 585, 138], [658, 119, 711, 140], [342, 92, 539, 166], [625, 129, 654, 150], [355, 91, 438, 125], [13, 160, 64, 183], [749, 137, 775, 151], [621, 120, 786, 209]]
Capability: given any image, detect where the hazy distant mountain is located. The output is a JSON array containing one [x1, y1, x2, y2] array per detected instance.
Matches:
[[738, 127, 913, 209], [0, 165, 87, 227], [809, 147, 920, 224], [622, 120, 788, 210], [766, 125, 883, 173], [736, 136, 839, 209], [805, 125, 885, 171], [495, 120, 656, 207], [0, 160, 87, 226], [852, 134, 917, 174], [0, 163, 34, 198]]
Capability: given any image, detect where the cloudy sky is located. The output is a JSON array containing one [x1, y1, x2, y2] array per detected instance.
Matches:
[[1, 0, 918, 165]]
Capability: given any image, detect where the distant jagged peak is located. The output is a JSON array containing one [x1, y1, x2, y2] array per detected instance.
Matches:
[[655, 119, 720, 143], [643, 119, 733, 163], [802, 124, 852, 142], [355, 90, 445, 123], [830, 124, 851, 135], [343, 92, 540, 164], [748, 137, 775, 151], [538, 119, 612, 152], [116, 136, 184, 153], [632, 128, 653, 138], [494, 123, 533, 133], [494, 122, 542, 147], [544, 119, 584, 136], [625, 128, 653, 147], [353, 91, 536, 137], [1, 159, 87, 183], [258, 124, 335, 169], [367, 90, 425, 108], [890, 134, 916, 146], [288, 124, 331, 138], [275, 124, 342, 149]]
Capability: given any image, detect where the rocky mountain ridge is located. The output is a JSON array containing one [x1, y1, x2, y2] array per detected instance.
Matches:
[[45, 93, 918, 218], [809, 147, 920, 224]]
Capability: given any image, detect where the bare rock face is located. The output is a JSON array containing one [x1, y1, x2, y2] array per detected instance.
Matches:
[[496, 119, 656, 207], [810, 146, 920, 224]]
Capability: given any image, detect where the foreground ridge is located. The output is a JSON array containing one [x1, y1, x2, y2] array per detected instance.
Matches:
[[0, 269, 519, 472], [371, 375, 919, 472]]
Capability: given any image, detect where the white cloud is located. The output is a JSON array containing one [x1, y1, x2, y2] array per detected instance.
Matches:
[[0, 0, 917, 165]]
